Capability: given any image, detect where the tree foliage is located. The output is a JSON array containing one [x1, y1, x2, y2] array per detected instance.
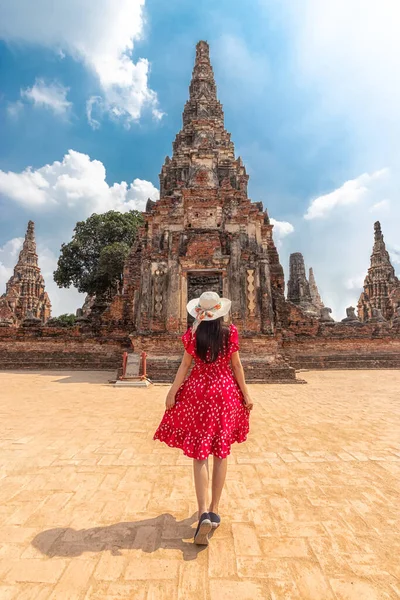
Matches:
[[54, 211, 143, 296], [47, 313, 77, 327]]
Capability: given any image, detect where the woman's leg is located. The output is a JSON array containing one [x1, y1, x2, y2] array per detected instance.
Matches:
[[193, 458, 209, 518], [210, 456, 228, 514]]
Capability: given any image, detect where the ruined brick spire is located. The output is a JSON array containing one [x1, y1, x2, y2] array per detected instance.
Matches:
[[18, 221, 38, 267], [118, 40, 287, 338], [287, 253, 313, 305], [287, 254, 324, 317], [159, 40, 248, 197], [0, 220, 51, 325], [358, 221, 400, 321], [183, 40, 223, 126], [371, 221, 393, 268], [309, 267, 324, 311]]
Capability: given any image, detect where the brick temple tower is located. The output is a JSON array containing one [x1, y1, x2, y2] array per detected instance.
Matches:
[[358, 221, 400, 322], [287, 253, 324, 317], [0, 221, 51, 325], [121, 41, 286, 335]]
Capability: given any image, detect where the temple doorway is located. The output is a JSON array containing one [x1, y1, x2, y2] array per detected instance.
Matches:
[[187, 271, 223, 326]]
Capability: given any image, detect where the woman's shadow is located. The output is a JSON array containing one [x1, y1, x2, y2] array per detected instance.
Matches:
[[32, 513, 208, 561]]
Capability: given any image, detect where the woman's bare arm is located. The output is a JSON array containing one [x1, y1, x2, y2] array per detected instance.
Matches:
[[165, 351, 193, 409], [231, 351, 253, 410]]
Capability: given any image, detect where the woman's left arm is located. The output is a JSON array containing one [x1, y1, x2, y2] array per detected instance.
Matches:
[[165, 351, 193, 409]]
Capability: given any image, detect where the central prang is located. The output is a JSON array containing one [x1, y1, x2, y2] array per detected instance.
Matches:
[[118, 40, 286, 337]]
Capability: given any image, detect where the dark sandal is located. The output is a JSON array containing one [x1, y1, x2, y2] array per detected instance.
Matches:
[[194, 512, 212, 545], [209, 512, 221, 529]]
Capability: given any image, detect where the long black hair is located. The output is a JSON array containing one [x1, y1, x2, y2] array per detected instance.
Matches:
[[195, 317, 230, 363]]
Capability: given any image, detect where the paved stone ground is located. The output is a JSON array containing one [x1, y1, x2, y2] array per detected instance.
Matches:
[[0, 370, 400, 600]]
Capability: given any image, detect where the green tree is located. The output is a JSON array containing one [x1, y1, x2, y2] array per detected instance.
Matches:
[[54, 211, 143, 296], [47, 313, 77, 327]]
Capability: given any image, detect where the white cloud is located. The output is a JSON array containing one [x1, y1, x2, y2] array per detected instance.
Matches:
[[345, 276, 365, 291], [270, 218, 294, 239], [152, 108, 166, 122], [0, 0, 161, 127], [0, 237, 24, 260], [86, 96, 102, 130], [7, 100, 24, 119], [369, 199, 390, 213], [0, 149, 159, 214], [21, 79, 71, 115], [304, 169, 388, 220], [0, 263, 11, 282], [0, 237, 23, 289], [390, 246, 400, 266]]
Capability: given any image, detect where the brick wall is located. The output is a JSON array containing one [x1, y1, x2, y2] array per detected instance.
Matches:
[[0, 326, 130, 371], [283, 322, 400, 369], [1, 321, 399, 378]]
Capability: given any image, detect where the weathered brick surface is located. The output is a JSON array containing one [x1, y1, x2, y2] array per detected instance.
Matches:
[[1, 320, 399, 377], [0, 326, 129, 371], [283, 325, 400, 370]]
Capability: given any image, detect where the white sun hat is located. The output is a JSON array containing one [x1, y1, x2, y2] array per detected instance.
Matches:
[[187, 291, 232, 332]]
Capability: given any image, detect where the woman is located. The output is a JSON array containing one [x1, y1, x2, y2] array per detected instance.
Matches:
[[153, 291, 253, 546]]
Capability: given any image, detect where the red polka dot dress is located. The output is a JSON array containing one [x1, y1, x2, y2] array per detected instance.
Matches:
[[153, 324, 250, 460]]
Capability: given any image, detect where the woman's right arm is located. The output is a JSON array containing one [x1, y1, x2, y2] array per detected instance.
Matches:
[[231, 351, 253, 410]]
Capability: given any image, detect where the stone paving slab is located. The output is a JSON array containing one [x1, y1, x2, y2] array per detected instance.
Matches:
[[0, 369, 400, 599]]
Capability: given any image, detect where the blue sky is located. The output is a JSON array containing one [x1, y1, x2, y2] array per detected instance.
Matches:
[[1, 0, 399, 317]]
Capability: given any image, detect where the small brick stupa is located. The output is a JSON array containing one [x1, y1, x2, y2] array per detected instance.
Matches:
[[0, 221, 51, 326], [358, 221, 400, 322]]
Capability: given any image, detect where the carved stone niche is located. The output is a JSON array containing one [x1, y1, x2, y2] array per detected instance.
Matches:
[[153, 265, 167, 318]]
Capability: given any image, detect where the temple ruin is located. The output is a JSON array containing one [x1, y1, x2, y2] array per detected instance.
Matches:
[[0, 42, 399, 377], [0, 221, 51, 326], [115, 41, 285, 336], [287, 253, 324, 317], [104, 40, 293, 381], [358, 221, 400, 322]]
